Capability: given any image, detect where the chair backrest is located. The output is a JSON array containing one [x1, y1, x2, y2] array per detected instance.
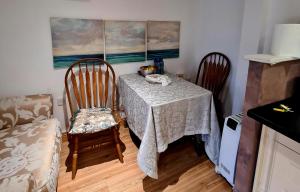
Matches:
[[65, 58, 116, 117], [195, 52, 231, 98]]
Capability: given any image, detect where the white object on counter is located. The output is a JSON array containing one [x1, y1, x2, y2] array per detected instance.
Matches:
[[244, 24, 300, 65], [271, 24, 300, 58]]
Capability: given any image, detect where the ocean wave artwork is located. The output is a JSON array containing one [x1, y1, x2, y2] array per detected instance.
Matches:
[[50, 18, 104, 69], [147, 49, 179, 60], [105, 21, 146, 64], [53, 54, 104, 69], [106, 52, 145, 64], [147, 21, 180, 60]]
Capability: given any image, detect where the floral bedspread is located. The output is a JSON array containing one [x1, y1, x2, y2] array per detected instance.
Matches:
[[0, 94, 53, 130], [0, 119, 62, 192], [119, 73, 220, 179]]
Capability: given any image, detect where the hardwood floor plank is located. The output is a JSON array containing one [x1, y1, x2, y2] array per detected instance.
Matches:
[[58, 127, 231, 192]]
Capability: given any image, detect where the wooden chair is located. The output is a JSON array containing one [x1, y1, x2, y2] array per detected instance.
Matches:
[[64, 58, 124, 179], [195, 52, 231, 125]]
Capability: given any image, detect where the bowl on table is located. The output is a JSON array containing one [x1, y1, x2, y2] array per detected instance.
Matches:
[[138, 65, 157, 77]]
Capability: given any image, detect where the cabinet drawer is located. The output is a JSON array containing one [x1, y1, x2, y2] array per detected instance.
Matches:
[[276, 132, 300, 154], [268, 142, 300, 192]]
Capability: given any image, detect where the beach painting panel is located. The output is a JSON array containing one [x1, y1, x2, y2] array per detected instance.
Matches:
[[50, 17, 104, 69], [105, 21, 146, 64], [147, 21, 180, 60]]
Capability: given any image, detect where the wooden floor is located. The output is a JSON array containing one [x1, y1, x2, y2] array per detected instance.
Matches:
[[57, 127, 232, 192]]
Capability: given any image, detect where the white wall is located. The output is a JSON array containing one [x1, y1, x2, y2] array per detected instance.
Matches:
[[0, 0, 195, 131], [232, 0, 300, 114], [231, 0, 269, 113], [3, 0, 268, 130], [262, 0, 300, 53], [189, 0, 245, 116]]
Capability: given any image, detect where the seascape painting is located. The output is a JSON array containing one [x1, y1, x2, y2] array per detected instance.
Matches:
[[50, 18, 104, 69], [147, 21, 180, 60], [105, 21, 146, 64]]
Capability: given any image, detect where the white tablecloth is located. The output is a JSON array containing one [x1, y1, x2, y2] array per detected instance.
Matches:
[[119, 73, 220, 179]]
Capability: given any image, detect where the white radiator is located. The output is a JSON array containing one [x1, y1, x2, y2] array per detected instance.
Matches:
[[217, 113, 243, 186]]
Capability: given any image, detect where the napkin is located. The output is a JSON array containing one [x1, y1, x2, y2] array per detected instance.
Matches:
[[145, 74, 172, 86]]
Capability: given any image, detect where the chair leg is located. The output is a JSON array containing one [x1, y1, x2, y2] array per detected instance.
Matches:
[[112, 127, 124, 163], [72, 135, 79, 179]]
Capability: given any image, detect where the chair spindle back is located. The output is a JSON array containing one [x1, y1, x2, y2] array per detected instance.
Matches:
[[65, 58, 116, 116], [195, 52, 231, 99]]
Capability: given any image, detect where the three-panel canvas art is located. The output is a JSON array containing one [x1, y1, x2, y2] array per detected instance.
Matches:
[[50, 18, 104, 69], [105, 21, 146, 64], [147, 21, 180, 60], [50, 18, 180, 68]]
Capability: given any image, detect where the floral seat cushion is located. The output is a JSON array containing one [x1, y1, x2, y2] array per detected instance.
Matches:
[[0, 119, 61, 192], [69, 108, 118, 134]]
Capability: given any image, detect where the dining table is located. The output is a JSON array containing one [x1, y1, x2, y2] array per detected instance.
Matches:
[[118, 73, 221, 179]]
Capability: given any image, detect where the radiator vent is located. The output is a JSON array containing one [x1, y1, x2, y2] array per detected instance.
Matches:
[[221, 163, 230, 174]]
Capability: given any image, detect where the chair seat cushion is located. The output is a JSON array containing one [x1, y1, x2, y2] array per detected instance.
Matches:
[[69, 108, 117, 134]]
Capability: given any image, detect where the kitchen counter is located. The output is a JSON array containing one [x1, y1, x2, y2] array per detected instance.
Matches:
[[247, 97, 300, 143]]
